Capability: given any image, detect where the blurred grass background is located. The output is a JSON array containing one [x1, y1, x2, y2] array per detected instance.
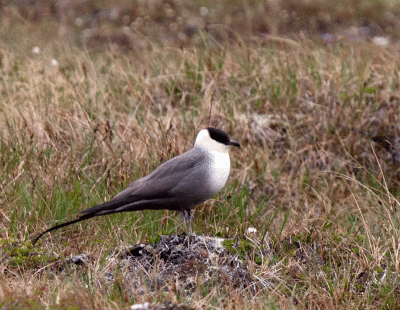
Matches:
[[1, 0, 400, 309]]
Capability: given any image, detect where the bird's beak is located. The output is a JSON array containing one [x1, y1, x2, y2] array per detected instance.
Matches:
[[229, 140, 241, 148]]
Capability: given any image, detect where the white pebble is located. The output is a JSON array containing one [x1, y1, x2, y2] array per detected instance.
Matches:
[[131, 302, 149, 310], [200, 7, 209, 16], [372, 36, 389, 47], [32, 46, 41, 54], [246, 227, 257, 235]]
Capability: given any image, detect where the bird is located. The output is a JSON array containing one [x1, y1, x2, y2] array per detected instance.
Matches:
[[32, 127, 240, 245]]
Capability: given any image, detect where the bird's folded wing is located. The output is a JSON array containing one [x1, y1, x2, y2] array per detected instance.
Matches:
[[79, 148, 207, 215]]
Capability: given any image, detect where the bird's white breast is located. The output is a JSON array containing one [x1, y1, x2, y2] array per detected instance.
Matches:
[[207, 150, 231, 194]]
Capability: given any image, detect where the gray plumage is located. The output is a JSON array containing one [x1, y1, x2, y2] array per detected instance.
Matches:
[[82, 148, 212, 215], [32, 127, 240, 245]]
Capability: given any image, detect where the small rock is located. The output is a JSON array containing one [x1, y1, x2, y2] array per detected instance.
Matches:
[[372, 36, 389, 47], [245, 227, 257, 235], [131, 302, 149, 310]]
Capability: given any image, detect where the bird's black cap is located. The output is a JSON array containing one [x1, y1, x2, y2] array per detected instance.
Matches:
[[207, 127, 240, 147]]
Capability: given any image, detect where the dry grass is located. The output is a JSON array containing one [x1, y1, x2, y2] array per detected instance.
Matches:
[[2, 1, 400, 309]]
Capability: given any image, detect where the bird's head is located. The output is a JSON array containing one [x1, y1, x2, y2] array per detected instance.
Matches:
[[195, 127, 240, 153]]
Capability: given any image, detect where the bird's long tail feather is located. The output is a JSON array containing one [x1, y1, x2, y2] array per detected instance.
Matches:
[[31, 213, 95, 245], [31, 198, 173, 245]]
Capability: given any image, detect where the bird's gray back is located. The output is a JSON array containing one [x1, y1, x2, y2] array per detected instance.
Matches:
[[111, 147, 213, 211]]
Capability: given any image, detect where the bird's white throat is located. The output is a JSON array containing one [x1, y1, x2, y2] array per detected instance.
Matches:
[[194, 128, 231, 194], [207, 150, 231, 194]]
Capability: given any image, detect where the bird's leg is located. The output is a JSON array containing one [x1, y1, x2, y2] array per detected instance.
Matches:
[[188, 209, 194, 235], [181, 210, 186, 232], [180, 209, 190, 247], [180, 209, 194, 235]]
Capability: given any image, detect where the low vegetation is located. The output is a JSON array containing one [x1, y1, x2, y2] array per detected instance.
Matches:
[[1, 0, 400, 309]]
